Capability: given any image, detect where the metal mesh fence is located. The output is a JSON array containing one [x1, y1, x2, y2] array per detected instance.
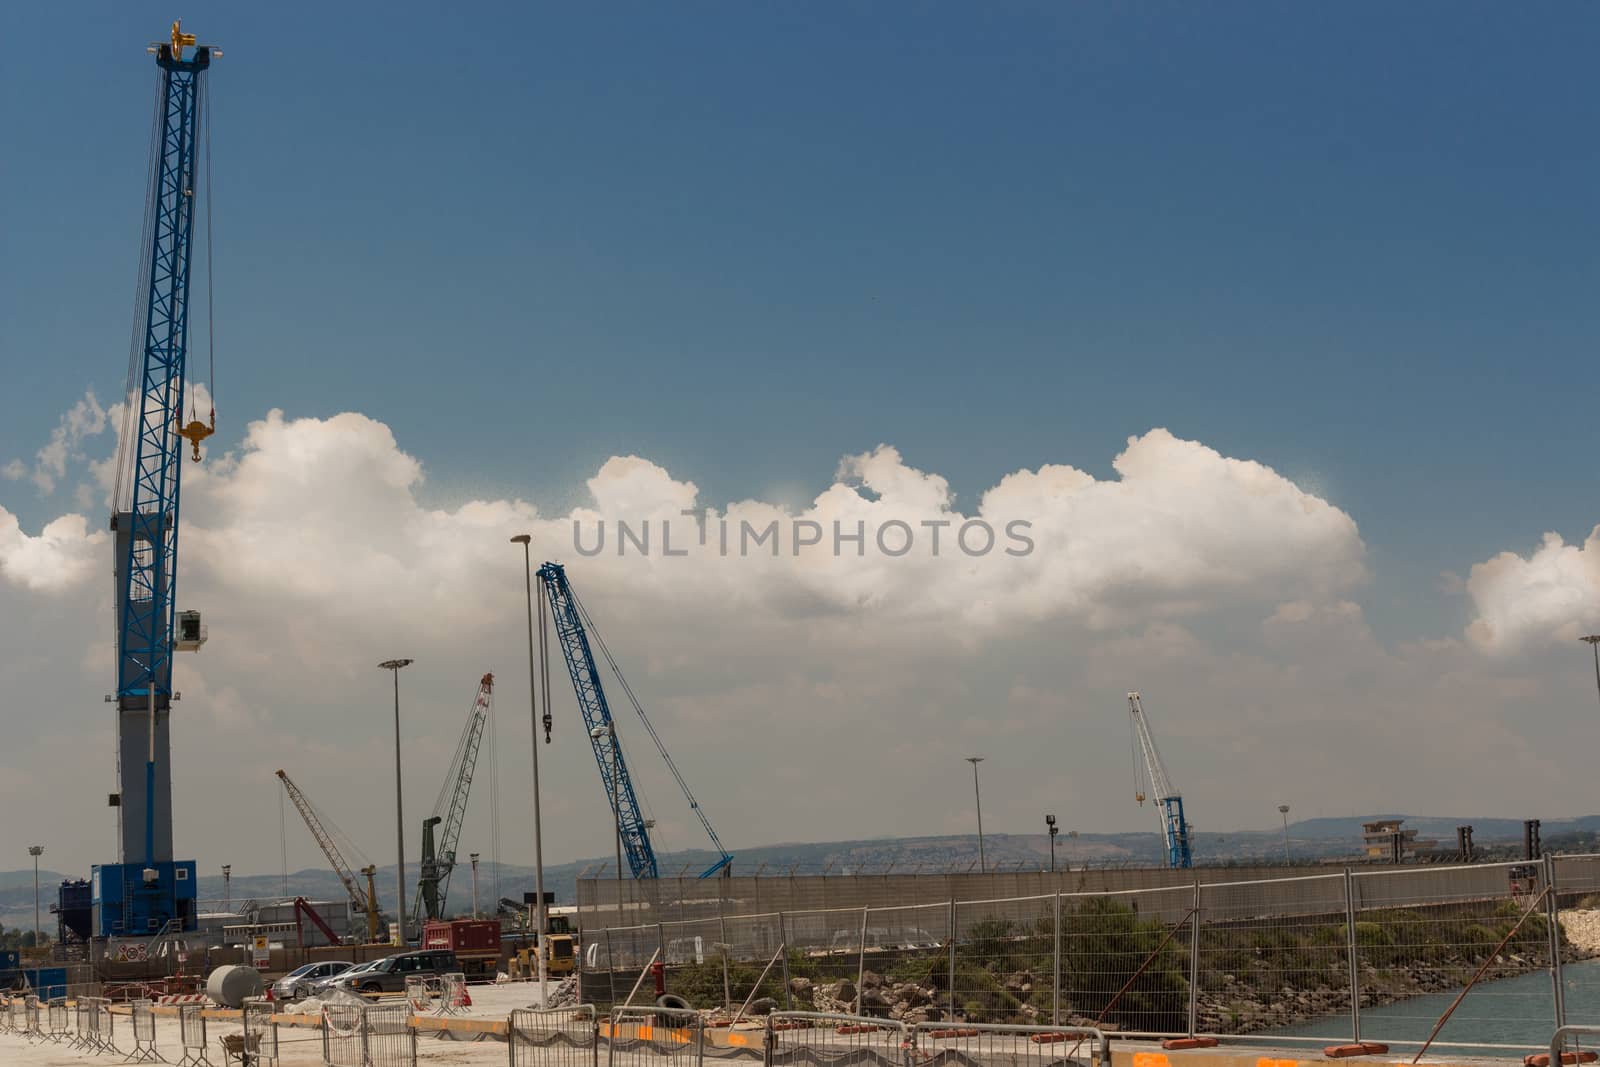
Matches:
[[129, 998, 160, 1061], [46, 997, 69, 1043], [910, 1020, 1110, 1067], [510, 1005, 600, 1067], [609, 1005, 705, 1067], [1195, 873, 1350, 1038], [767, 1011, 907, 1067], [1350, 859, 1557, 1045], [364, 1002, 415, 1067], [244, 1000, 279, 1065], [322, 1002, 365, 1067], [954, 895, 1058, 1028], [177, 1002, 213, 1067], [24, 994, 40, 1036]]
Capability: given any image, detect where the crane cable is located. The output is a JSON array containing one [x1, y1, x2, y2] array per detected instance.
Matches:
[[568, 586, 724, 857]]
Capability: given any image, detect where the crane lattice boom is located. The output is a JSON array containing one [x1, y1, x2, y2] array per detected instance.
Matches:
[[414, 673, 493, 923], [537, 562, 732, 879], [1127, 692, 1192, 869], [276, 770, 371, 923]]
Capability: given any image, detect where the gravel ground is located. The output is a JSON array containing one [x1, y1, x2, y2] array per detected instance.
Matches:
[[1562, 910, 1600, 955]]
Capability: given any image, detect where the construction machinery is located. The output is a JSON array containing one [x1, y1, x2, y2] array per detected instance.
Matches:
[[276, 770, 384, 943], [536, 562, 732, 879], [1127, 692, 1193, 869], [94, 20, 222, 936], [413, 673, 494, 927]]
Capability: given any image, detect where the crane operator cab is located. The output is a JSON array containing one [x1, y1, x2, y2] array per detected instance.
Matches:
[[176, 610, 208, 652]]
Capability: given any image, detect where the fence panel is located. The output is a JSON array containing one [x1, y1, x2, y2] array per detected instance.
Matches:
[[609, 1005, 704, 1067], [1352, 862, 1555, 1046], [912, 1020, 1109, 1067], [767, 1011, 907, 1067], [954, 895, 1058, 1027], [510, 1005, 599, 1067], [364, 1002, 416, 1067], [177, 1002, 212, 1067], [1195, 873, 1350, 1038], [24, 995, 41, 1037], [244, 1000, 279, 1065], [322, 1003, 365, 1067], [128, 998, 161, 1061], [46, 997, 69, 1043], [1054, 885, 1193, 1036]]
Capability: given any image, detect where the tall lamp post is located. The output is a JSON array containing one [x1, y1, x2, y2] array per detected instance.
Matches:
[[1045, 814, 1058, 873], [966, 757, 986, 874], [28, 846, 43, 949], [470, 853, 481, 920], [222, 864, 231, 907], [511, 534, 549, 1008], [1583, 636, 1600, 707], [1277, 804, 1291, 864], [378, 658, 414, 946]]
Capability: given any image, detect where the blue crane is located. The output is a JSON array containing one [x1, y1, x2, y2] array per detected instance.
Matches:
[[1127, 691, 1193, 869], [536, 562, 732, 879], [95, 21, 218, 937]]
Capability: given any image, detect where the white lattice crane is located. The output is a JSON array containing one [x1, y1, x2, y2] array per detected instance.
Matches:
[[276, 769, 382, 942], [1127, 692, 1192, 869]]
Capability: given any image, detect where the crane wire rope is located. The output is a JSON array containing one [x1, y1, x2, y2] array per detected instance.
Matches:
[[567, 586, 720, 857]]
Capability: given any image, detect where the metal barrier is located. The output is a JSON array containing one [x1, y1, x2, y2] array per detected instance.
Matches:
[[911, 1021, 1109, 1067], [403, 975, 435, 1015], [321, 1002, 416, 1067], [510, 1005, 600, 1067], [24, 994, 41, 1038], [244, 1000, 279, 1066], [322, 1003, 365, 1067], [363, 1002, 416, 1067], [766, 1011, 907, 1067], [178, 1002, 214, 1067], [128, 997, 162, 1061], [436, 972, 468, 1015], [1551, 1025, 1600, 1067], [610, 1005, 705, 1067], [47, 996, 71, 1043]]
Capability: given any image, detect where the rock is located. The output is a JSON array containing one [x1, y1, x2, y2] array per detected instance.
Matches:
[[834, 980, 857, 1005], [747, 998, 777, 1016], [861, 970, 884, 990], [789, 977, 813, 998]]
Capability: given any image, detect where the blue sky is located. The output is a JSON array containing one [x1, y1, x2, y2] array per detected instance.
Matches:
[[5, 5, 1596, 612], [3, 4, 1600, 870]]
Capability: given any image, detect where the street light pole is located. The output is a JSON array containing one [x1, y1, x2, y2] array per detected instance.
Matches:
[[378, 658, 414, 946], [1278, 804, 1291, 865], [1583, 636, 1600, 708], [511, 534, 549, 1008], [470, 853, 480, 920], [28, 846, 43, 949], [966, 757, 986, 874], [222, 864, 231, 907], [1045, 814, 1058, 873]]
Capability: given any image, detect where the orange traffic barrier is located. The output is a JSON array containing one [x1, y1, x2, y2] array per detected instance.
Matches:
[[922, 1028, 981, 1039], [1163, 1038, 1220, 1050], [1524, 1052, 1599, 1067]]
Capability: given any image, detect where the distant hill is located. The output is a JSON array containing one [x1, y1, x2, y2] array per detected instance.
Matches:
[[9, 814, 1587, 933]]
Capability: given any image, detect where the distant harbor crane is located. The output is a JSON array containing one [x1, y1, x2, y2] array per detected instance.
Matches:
[[1128, 692, 1193, 869], [413, 673, 495, 925], [277, 770, 382, 943]]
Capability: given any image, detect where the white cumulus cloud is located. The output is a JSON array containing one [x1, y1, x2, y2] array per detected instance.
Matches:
[[1465, 527, 1600, 653]]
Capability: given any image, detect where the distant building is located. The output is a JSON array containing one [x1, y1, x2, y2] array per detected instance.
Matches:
[[1361, 819, 1437, 859]]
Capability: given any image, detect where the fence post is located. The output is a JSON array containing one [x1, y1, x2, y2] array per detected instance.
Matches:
[[947, 899, 957, 1020], [1344, 868, 1361, 1043], [856, 905, 869, 1015], [604, 929, 617, 1006], [1052, 891, 1062, 1027], [1188, 876, 1201, 1038], [1546, 852, 1567, 1029], [778, 912, 792, 1011]]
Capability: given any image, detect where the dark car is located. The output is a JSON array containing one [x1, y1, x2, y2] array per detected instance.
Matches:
[[335, 949, 461, 994]]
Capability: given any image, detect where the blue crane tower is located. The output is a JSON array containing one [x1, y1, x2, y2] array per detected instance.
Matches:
[[1127, 691, 1193, 869], [92, 21, 218, 937], [537, 562, 732, 880]]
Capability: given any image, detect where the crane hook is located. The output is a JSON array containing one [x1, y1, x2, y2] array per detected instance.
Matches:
[[176, 408, 215, 462]]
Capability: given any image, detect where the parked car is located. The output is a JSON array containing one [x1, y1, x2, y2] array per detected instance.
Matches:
[[273, 960, 355, 1001], [310, 959, 381, 995], [334, 950, 461, 994]]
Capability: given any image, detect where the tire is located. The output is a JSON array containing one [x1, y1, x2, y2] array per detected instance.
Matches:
[[362, 983, 383, 994]]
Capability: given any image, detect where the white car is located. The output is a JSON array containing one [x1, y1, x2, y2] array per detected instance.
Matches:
[[273, 960, 355, 1001]]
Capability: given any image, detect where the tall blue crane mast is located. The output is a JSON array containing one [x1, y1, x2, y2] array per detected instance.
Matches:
[[536, 562, 732, 880], [94, 21, 218, 937], [1127, 691, 1193, 869]]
